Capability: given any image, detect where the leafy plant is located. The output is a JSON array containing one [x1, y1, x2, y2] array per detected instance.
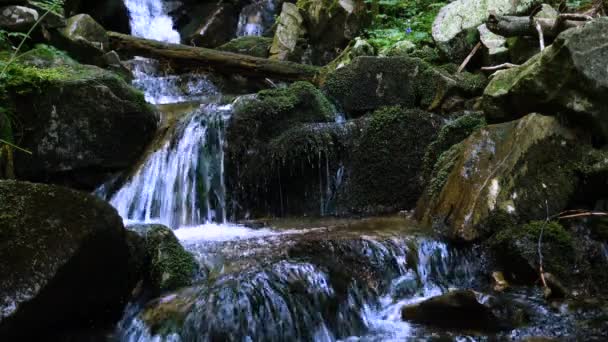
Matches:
[[363, 0, 446, 52]]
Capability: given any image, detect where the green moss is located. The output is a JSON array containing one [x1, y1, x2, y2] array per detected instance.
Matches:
[[142, 225, 197, 293], [347, 106, 442, 211], [427, 142, 463, 199], [422, 112, 486, 181], [490, 220, 575, 282], [217, 36, 272, 58]]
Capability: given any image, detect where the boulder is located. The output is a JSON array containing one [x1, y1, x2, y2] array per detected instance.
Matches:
[[323, 56, 487, 117], [64, 0, 131, 34], [128, 225, 198, 294], [217, 36, 273, 58], [481, 18, 608, 143], [3, 45, 158, 190], [52, 14, 109, 64], [225, 81, 337, 218], [297, 0, 370, 64], [269, 3, 306, 61], [341, 107, 443, 213], [432, 0, 540, 61], [0, 180, 136, 340], [0, 5, 37, 31], [416, 114, 584, 241], [401, 290, 502, 331], [478, 24, 508, 65]]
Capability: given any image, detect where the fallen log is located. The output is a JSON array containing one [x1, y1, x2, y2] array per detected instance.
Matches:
[[486, 14, 590, 38], [107, 31, 320, 82]]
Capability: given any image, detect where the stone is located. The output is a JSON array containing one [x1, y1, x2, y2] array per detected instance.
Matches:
[[416, 114, 583, 241], [432, 0, 540, 61], [4, 45, 158, 190], [323, 56, 487, 117], [478, 24, 508, 65], [64, 0, 131, 34], [492, 271, 509, 291], [128, 225, 198, 294], [383, 40, 416, 56], [401, 290, 503, 331], [482, 18, 608, 142], [52, 14, 109, 64], [269, 3, 306, 61], [0, 180, 137, 340], [0, 5, 37, 31]]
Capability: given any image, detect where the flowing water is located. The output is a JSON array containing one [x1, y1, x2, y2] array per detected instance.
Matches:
[[236, 0, 280, 37], [99, 1, 603, 341]]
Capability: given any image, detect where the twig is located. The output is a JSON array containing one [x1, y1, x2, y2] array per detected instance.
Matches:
[[481, 63, 519, 71], [558, 212, 608, 220], [0, 139, 32, 154], [538, 199, 549, 289], [457, 42, 482, 73]]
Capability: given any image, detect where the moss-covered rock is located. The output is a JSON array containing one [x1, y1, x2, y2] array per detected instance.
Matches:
[[489, 221, 575, 284], [421, 111, 486, 184], [51, 14, 109, 65], [129, 224, 197, 294], [342, 107, 443, 213], [217, 36, 272, 58], [416, 113, 586, 241], [482, 18, 608, 143], [2, 45, 158, 190], [0, 180, 136, 340], [64, 0, 131, 34], [323, 56, 486, 117]]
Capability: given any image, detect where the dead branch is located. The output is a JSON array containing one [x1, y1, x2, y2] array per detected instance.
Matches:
[[481, 63, 519, 71], [457, 42, 482, 73], [486, 13, 590, 39]]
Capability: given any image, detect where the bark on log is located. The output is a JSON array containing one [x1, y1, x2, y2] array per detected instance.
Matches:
[[486, 14, 587, 38], [107, 31, 320, 82]]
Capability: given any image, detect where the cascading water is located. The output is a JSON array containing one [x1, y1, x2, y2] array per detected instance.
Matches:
[[124, 0, 181, 43], [236, 0, 280, 37]]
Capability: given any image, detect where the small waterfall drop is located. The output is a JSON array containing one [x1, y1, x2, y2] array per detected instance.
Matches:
[[109, 104, 230, 227], [124, 0, 181, 43]]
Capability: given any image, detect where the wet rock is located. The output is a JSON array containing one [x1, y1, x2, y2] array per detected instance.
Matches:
[[5, 45, 158, 190], [489, 220, 576, 284], [323, 56, 487, 117], [416, 113, 584, 241], [225, 82, 338, 218], [0, 180, 136, 340], [52, 14, 109, 64], [482, 18, 608, 142], [128, 224, 198, 294], [64, 0, 131, 34], [217, 36, 272, 58], [0, 5, 37, 31], [401, 290, 503, 331], [432, 0, 540, 61], [492, 271, 509, 292], [269, 3, 306, 61]]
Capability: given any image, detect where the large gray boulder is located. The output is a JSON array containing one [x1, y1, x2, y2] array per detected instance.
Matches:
[[6, 45, 158, 190], [432, 0, 539, 61], [0, 180, 137, 340], [482, 17, 608, 142], [52, 14, 109, 64], [270, 3, 306, 61], [0, 5, 37, 31], [415, 114, 584, 241]]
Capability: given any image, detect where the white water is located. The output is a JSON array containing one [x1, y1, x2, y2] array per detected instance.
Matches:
[[124, 0, 181, 43], [236, 0, 279, 37]]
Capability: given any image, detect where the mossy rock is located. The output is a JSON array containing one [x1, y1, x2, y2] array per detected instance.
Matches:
[[323, 56, 486, 117], [0, 180, 136, 340], [489, 221, 575, 283], [217, 36, 273, 58], [422, 111, 486, 184], [416, 113, 585, 241], [129, 224, 197, 294], [482, 17, 608, 143], [342, 106, 443, 213], [2, 45, 158, 190]]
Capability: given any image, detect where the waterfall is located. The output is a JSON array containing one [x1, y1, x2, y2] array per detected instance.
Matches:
[[109, 104, 230, 227], [124, 0, 181, 43], [236, 0, 279, 37]]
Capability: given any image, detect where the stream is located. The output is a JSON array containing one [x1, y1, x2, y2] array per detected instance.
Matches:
[[94, 0, 605, 341]]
